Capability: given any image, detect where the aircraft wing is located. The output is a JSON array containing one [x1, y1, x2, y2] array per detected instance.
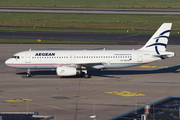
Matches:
[[64, 62, 106, 69]]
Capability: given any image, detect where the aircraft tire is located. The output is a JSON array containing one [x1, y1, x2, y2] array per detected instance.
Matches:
[[26, 74, 31, 77], [84, 74, 90, 78]]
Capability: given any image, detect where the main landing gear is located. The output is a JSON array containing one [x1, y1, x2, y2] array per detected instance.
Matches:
[[26, 69, 31, 77], [26, 68, 90, 78], [82, 70, 90, 78]]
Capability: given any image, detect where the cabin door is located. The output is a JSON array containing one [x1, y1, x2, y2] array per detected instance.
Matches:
[[25, 53, 31, 63]]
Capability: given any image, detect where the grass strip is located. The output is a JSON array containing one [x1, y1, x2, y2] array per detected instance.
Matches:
[[1, 13, 180, 31], [0, 0, 180, 9], [0, 38, 117, 44], [1, 13, 180, 34]]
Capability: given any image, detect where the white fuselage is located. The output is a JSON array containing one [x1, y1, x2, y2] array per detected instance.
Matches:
[[5, 50, 162, 69], [4, 23, 175, 77]]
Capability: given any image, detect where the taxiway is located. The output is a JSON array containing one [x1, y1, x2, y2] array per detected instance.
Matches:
[[0, 44, 180, 120]]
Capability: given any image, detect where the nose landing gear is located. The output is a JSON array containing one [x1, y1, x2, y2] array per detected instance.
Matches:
[[27, 69, 31, 77]]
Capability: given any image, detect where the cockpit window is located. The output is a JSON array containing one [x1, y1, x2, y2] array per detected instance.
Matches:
[[12, 56, 20, 59]]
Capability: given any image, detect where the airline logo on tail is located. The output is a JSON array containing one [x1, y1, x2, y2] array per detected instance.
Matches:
[[146, 30, 170, 54]]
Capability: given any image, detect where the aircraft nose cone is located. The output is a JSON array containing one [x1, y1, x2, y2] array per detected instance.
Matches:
[[5, 59, 11, 66]]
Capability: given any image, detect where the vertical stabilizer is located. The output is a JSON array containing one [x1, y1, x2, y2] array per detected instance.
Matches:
[[139, 23, 172, 54]]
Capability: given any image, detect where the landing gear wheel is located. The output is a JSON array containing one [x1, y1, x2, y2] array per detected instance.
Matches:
[[82, 70, 90, 78], [84, 74, 90, 78], [26, 74, 31, 77]]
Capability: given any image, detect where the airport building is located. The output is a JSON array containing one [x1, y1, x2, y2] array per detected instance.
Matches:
[[109, 96, 180, 120], [0, 112, 54, 120]]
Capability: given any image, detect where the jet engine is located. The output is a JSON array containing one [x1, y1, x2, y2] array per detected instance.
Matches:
[[56, 66, 77, 76]]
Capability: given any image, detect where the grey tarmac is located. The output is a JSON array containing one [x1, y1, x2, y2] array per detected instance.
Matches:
[[0, 44, 180, 120]]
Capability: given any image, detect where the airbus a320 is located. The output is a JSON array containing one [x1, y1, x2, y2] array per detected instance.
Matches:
[[5, 23, 175, 78]]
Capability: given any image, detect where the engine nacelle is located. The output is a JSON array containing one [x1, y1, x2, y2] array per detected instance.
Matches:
[[56, 66, 77, 76]]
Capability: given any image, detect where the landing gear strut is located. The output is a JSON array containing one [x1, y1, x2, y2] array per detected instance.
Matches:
[[82, 70, 90, 78], [27, 69, 31, 77]]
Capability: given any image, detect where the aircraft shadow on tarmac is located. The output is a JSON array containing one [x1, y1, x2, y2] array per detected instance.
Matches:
[[16, 65, 180, 78]]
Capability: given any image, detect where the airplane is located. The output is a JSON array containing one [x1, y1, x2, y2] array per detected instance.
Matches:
[[5, 23, 175, 78]]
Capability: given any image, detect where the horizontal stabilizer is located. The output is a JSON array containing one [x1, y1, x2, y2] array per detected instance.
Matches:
[[154, 52, 175, 59], [154, 55, 168, 59]]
